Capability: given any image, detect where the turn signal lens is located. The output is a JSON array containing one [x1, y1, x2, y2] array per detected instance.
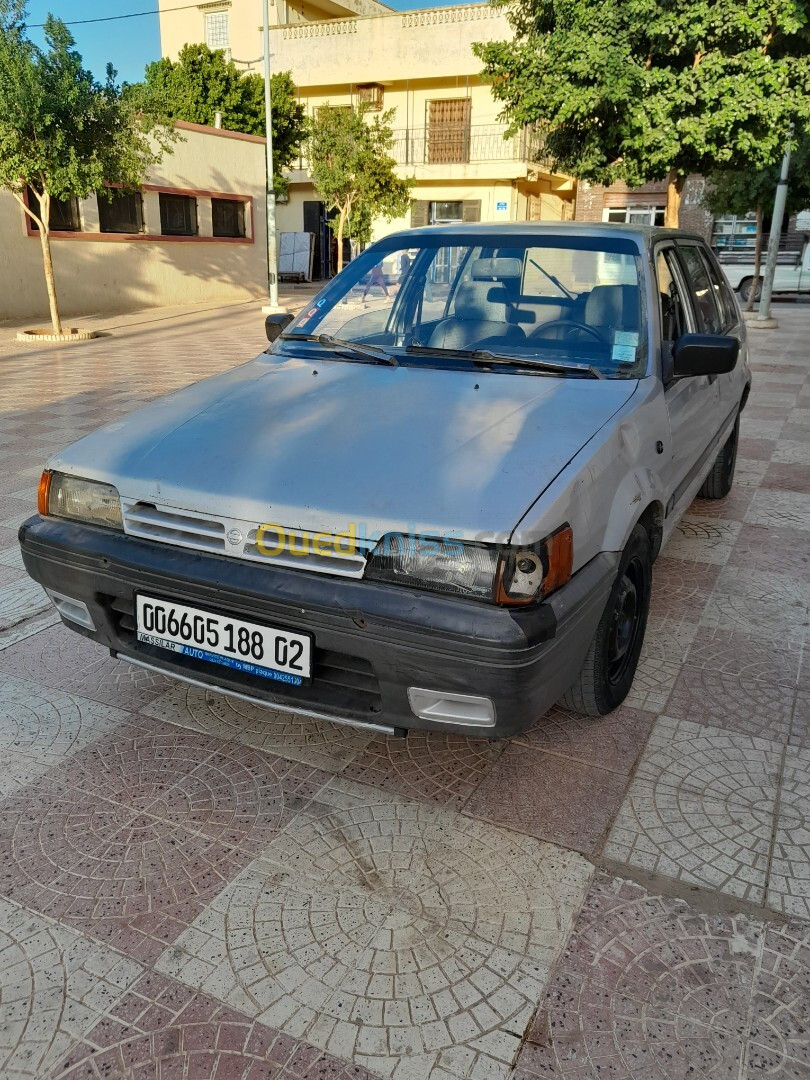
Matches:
[[495, 524, 574, 605], [37, 470, 52, 516], [541, 525, 574, 597]]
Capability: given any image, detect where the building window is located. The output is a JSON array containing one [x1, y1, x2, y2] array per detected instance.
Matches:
[[204, 10, 229, 49], [26, 188, 81, 231], [410, 200, 480, 228], [98, 191, 144, 234], [212, 198, 246, 238], [426, 99, 471, 165], [357, 84, 383, 111], [159, 192, 198, 236], [603, 205, 665, 227]]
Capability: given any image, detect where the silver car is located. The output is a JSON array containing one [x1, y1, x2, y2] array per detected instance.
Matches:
[[20, 224, 750, 738]]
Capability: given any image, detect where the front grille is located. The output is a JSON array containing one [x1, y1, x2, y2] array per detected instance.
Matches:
[[101, 591, 383, 719], [242, 526, 370, 577], [122, 501, 226, 554]]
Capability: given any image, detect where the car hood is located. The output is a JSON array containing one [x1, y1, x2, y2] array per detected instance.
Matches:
[[49, 355, 637, 543]]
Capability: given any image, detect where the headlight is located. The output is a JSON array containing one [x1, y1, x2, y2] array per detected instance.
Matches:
[[365, 525, 573, 604], [39, 470, 123, 530]]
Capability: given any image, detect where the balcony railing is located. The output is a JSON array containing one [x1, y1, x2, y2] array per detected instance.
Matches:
[[291, 123, 553, 173], [390, 123, 550, 167]]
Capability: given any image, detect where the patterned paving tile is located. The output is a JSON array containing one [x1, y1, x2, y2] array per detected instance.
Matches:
[[603, 717, 782, 902], [342, 731, 504, 810], [745, 489, 810, 531], [662, 518, 742, 565], [0, 576, 50, 631], [0, 895, 142, 1079], [648, 558, 720, 621], [727, 522, 810, 582], [143, 681, 375, 773], [699, 565, 809, 634], [747, 921, 810, 1075], [515, 704, 655, 774], [653, 666, 796, 741], [52, 970, 378, 1080], [462, 743, 631, 855], [512, 873, 801, 1080], [762, 462, 810, 494], [0, 623, 173, 711], [766, 748, 810, 920], [0, 674, 129, 797], [157, 776, 592, 1079], [683, 625, 803, 688]]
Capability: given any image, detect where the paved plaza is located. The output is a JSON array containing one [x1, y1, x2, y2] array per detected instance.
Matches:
[[0, 299, 807, 1078]]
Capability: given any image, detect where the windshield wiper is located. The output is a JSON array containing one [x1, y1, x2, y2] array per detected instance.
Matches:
[[404, 344, 604, 379], [529, 258, 575, 300], [280, 333, 398, 366]]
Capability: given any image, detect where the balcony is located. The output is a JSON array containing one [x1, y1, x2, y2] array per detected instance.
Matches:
[[390, 123, 551, 168]]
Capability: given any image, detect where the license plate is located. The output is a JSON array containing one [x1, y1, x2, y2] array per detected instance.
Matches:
[[135, 595, 311, 686]]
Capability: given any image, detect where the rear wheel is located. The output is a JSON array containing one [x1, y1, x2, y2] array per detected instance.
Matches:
[[739, 276, 762, 303], [562, 525, 652, 717], [698, 416, 739, 499]]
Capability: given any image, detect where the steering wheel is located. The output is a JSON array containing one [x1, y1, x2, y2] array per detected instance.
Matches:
[[531, 319, 608, 345]]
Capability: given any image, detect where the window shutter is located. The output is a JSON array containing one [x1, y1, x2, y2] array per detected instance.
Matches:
[[410, 200, 430, 228], [462, 200, 481, 223]]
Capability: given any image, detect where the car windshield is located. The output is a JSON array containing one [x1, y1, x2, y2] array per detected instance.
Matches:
[[276, 233, 647, 378]]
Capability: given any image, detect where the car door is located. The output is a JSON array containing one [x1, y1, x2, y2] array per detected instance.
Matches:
[[655, 243, 721, 514], [687, 242, 747, 420]]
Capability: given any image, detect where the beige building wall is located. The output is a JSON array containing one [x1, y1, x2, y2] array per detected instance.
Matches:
[[0, 124, 268, 322], [157, 0, 392, 66]]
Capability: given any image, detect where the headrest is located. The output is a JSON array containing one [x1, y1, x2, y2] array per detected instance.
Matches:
[[454, 280, 510, 323], [584, 285, 640, 329], [470, 257, 523, 281]]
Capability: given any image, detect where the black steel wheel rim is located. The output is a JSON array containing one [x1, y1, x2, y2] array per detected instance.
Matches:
[[607, 557, 645, 685]]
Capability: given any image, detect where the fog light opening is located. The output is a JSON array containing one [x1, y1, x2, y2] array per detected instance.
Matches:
[[408, 687, 495, 728], [46, 589, 96, 630]]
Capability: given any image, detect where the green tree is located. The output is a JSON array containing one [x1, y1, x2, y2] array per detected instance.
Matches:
[[475, 0, 810, 226], [128, 44, 306, 194], [0, 1, 173, 333], [307, 105, 412, 272], [704, 136, 810, 308]]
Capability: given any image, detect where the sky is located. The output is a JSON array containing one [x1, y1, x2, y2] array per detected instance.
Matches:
[[24, 0, 468, 86]]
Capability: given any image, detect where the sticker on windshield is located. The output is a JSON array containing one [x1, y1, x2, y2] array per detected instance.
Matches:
[[612, 345, 637, 363], [614, 331, 639, 347]]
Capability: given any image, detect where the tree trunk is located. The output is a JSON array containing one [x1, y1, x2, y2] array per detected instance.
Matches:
[[746, 202, 764, 313], [665, 171, 686, 228], [336, 205, 347, 274], [35, 191, 63, 335]]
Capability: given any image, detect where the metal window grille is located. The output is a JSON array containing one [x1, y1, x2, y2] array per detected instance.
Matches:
[[98, 192, 144, 234], [205, 11, 229, 48], [212, 198, 246, 238]]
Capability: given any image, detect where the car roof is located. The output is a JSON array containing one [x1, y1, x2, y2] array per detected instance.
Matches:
[[398, 221, 706, 245]]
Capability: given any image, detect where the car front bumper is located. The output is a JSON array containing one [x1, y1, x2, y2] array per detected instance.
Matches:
[[19, 516, 618, 738]]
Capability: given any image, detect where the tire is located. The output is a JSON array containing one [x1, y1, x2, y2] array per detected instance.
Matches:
[[698, 416, 739, 499], [739, 276, 762, 303], [562, 524, 652, 717]]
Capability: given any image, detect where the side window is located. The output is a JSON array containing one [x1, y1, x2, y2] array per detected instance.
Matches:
[[656, 249, 689, 342], [698, 247, 737, 330], [677, 244, 724, 334]]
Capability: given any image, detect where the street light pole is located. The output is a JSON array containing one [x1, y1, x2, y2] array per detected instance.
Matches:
[[753, 129, 793, 330], [262, 0, 281, 310]]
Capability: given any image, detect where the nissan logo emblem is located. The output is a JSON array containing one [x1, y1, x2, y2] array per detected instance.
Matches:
[[227, 528, 243, 546]]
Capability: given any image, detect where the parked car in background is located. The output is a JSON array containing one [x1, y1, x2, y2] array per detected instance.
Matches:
[[20, 223, 750, 739], [719, 236, 810, 302]]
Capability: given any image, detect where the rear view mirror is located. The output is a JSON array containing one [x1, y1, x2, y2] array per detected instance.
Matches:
[[672, 333, 739, 378], [265, 312, 294, 342]]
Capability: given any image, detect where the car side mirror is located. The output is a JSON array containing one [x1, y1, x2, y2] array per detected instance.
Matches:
[[672, 333, 739, 378], [265, 312, 294, 342]]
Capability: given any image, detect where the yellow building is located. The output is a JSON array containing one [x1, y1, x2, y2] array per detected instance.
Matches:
[[158, 1, 575, 275]]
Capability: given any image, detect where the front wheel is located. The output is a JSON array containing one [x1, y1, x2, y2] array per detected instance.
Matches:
[[739, 276, 762, 303], [562, 525, 652, 717]]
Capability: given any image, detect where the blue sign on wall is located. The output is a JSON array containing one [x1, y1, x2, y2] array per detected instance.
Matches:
[[496, 201, 508, 211]]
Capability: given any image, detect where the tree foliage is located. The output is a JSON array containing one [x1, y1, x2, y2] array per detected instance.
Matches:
[[307, 105, 412, 271], [475, 0, 810, 225], [704, 135, 810, 219], [128, 44, 306, 185], [0, 0, 173, 332]]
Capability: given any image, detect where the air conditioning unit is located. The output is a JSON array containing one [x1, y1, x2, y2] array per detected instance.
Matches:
[[357, 83, 384, 111]]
